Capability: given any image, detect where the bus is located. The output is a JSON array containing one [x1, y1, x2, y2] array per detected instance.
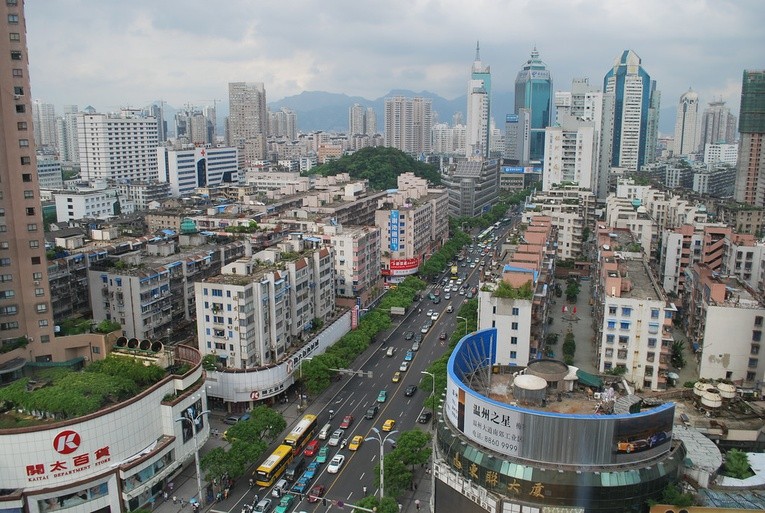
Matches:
[[283, 414, 318, 454], [254, 444, 294, 487], [478, 227, 493, 241]]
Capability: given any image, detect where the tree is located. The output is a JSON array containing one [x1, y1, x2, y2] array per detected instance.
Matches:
[[354, 496, 399, 513], [393, 430, 432, 470], [723, 449, 754, 479], [225, 405, 286, 445], [652, 483, 694, 507], [545, 333, 559, 345], [562, 332, 576, 359], [565, 279, 580, 302], [671, 341, 686, 370]]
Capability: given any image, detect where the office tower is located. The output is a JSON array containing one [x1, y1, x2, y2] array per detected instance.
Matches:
[[77, 111, 159, 182], [384, 96, 432, 154], [604, 50, 660, 170], [700, 99, 737, 147], [673, 88, 700, 156], [466, 42, 491, 158], [514, 47, 552, 162], [504, 110, 530, 164], [55, 104, 79, 163], [31, 99, 56, 149], [0, 0, 55, 351], [734, 70, 765, 206], [228, 82, 268, 166]]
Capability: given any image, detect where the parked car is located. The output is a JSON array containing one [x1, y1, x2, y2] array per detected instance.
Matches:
[[338, 414, 354, 428], [405, 385, 417, 397], [327, 454, 346, 474]]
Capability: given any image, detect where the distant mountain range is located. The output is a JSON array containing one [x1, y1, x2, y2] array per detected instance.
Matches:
[[161, 89, 677, 137]]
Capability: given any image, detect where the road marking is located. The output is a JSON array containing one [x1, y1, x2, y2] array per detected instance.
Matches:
[[360, 472, 365, 480]]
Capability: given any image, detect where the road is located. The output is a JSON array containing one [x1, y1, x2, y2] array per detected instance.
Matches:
[[220, 217, 520, 513]]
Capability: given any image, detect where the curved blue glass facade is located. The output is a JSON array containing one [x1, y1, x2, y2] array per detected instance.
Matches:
[[514, 48, 552, 162]]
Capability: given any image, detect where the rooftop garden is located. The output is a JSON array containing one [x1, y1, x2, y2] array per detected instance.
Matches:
[[0, 355, 166, 428], [483, 280, 534, 300]]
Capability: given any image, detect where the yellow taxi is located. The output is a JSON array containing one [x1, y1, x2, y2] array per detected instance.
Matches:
[[392, 371, 401, 383], [349, 435, 364, 451], [382, 419, 396, 432]]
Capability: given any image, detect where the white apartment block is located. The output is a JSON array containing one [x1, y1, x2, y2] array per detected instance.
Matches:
[[243, 170, 310, 193], [722, 239, 765, 296], [36, 158, 63, 190], [54, 184, 134, 221], [195, 245, 335, 369], [704, 143, 738, 166], [324, 225, 381, 308], [431, 123, 466, 155], [542, 124, 596, 190], [523, 187, 596, 260], [156, 145, 239, 197], [604, 196, 657, 256], [77, 112, 159, 183]]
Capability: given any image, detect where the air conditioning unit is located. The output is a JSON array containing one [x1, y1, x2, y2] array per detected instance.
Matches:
[[34, 281, 40, 286]]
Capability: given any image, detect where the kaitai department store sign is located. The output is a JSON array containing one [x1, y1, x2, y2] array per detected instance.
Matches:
[[24, 430, 112, 483]]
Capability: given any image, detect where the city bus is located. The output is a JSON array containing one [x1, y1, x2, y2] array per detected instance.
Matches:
[[254, 444, 294, 487], [283, 414, 318, 454], [478, 227, 493, 241]]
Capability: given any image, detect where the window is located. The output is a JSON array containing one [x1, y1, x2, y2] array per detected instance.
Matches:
[[751, 344, 760, 355], [511, 322, 518, 330], [620, 321, 631, 330], [0, 290, 13, 299], [39, 319, 48, 327], [608, 305, 617, 315], [27, 224, 37, 231], [36, 303, 47, 313], [31, 256, 40, 264], [18, 138, 28, 147], [605, 348, 613, 358], [25, 207, 34, 216], [17, 121, 26, 130], [23, 190, 33, 198], [621, 307, 632, 317], [650, 309, 660, 319], [29, 240, 38, 248], [21, 173, 31, 182], [607, 320, 616, 330], [754, 331, 762, 342], [619, 335, 629, 344], [648, 323, 659, 334], [617, 349, 628, 359], [12, 68, 21, 77], [748, 358, 758, 369], [15, 104, 24, 113], [211, 289, 223, 297], [0, 305, 18, 315], [7, 14, 18, 24], [756, 316, 764, 327], [0, 321, 19, 330], [34, 288, 43, 296], [0, 258, 10, 266], [648, 338, 657, 348], [10, 50, 21, 60], [9, 32, 19, 41], [510, 351, 517, 359], [512, 307, 519, 316], [33, 273, 42, 281], [0, 274, 11, 282], [606, 334, 615, 344], [20, 156, 30, 164], [510, 336, 517, 345]]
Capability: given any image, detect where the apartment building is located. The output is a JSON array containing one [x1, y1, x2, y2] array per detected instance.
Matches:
[[659, 224, 732, 295], [322, 224, 382, 309], [54, 182, 134, 221], [604, 195, 658, 257]]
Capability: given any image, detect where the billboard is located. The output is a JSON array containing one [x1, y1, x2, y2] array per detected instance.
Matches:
[[501, 166, 525, 174], [385, 257, 419, 276], [446, 329, 674, 466], [389, 210, 400, 251]]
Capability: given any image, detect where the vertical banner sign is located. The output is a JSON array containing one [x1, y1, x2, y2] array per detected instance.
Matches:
[[389, 210, 400, 251]]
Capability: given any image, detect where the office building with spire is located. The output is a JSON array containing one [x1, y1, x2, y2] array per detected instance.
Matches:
[[514, 47, 552, 162], [466, 42, 491, 158], [734, 70, 765, 207], [604, 50, 660, 171], [673, 88, 700, 156]]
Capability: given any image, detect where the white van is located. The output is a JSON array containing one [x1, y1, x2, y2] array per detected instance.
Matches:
[[318, 422, 332, 440]]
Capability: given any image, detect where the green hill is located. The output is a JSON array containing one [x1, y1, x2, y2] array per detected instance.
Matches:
[[308, 147, 441, 190]]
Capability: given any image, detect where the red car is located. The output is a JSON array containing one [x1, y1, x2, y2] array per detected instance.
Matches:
[[303, 439, 320, 457], [339, 415, 354, 429], [307, 484, 326, 503]]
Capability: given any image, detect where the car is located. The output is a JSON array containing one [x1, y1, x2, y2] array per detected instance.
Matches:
[[420, 325, 429, 334], [272, 478, 289, 498], [431, 312, 439, 321], [273, 494, 296, 513], [253, 498, 273, 513], [391, 371, 401, 383], [460, 261, 467, 267], [426, 309, 434, 317], [433, 296, 441, 304], [405, 385, 417, 397], [459, 288, 465, 295], [418, 411, 433, 424], [414, 333, 423, 343], [404, 331, 414, 340], [328, 429, 345, 447], [404, 350, 414, 361], [339, 415, 354, 429], [456, 278, 463, 286], [377, 390, 388, 402], [303, 461, 320, 480], [223, 415, 241, 425], [303, 439, 320, 457], [382, 419, 396, 432], [349, 435, 364, 451], [365, 405, 379, 419], [467, 292, 474, 299], [411, 341, 420, 352], [327, 454, 346, 474], [399, 361, 409, 372], [386, 346, 396, 357], [424, 320, 433, 329], [428, 293, 436, 301], [434, 289, 441, 296], [316, 446, 330, 464], [439, 332, 447, 340], [444, 293, 451, 300], [291, 477, 311, 494], [470, 262, 476, 268], [446, 305, 454, 313], [307, 485, 326, 503]]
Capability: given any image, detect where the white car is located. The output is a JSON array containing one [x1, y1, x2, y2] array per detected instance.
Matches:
[[431, 312, 439, 321], [426, 309, 434, 317], [399, 361, 410, 372], [328, 429, 345, 447], [253, 499, 272, 513], [272, 478, 289, 498], [327, 454, 346, 474], [444, 293, 451, 300]]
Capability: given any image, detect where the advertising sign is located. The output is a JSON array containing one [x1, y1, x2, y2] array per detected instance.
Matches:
[[386, 257, 419, 276], [389, 210, 400, 251], [501, 166, 525, 174]]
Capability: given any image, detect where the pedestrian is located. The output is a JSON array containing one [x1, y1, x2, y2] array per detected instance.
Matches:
[[180, 497, 185, 507], [414, 482, 418, 490], [172, 496, 177, 505], [168, 482, 174, 492], [163, 491, 168, 501], [363, 485, 367, 495], [415, 499, 421, 510], [398, 503, 403, 512]]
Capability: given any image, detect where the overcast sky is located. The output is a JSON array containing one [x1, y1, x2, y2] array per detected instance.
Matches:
[[26, 0, 764, 121]]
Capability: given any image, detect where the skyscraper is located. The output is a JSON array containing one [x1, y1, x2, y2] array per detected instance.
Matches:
[[384, 96, 432, 154], [466, 42, 491, 158], [228, 82, 268, 166], [514, 47, 552, 162], [31, 99, 56, 150], [55, 104, 79, 163], [604, 50, 660, 170], [700, 99, 737, 147], [0, 0, 55, 353], [673, 88, 700, 156], [504, 110, 530, 164], [733, 70, 765, 206]]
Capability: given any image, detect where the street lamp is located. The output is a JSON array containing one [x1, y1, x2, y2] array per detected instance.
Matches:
[[421, 371, 435, 428], [366, 427, 398, 499], [456, 316, 468, 336], [175, 408, 211, 506]]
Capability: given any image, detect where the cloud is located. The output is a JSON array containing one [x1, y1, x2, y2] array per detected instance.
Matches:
[[25, 0, 764, 119]]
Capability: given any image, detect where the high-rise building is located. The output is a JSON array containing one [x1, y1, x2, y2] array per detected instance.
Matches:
[[466, 42, 491, 158], [700, 99, 737, 147], [384, 96, 432, 154], [0, 0, 55, 353], [55, 104, 79, 163], [228, 82, 268, 166], [349, 104, 377, 137], [673, 89, 700, 156], [77, 111, 159, 183], [604, 50, 660, 170], [31, 99, 56, 150], [269, 108, 297, 140], [504, 110, 530, 164], [734, 70, 765, 206], [514, 47, 552, 162]]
